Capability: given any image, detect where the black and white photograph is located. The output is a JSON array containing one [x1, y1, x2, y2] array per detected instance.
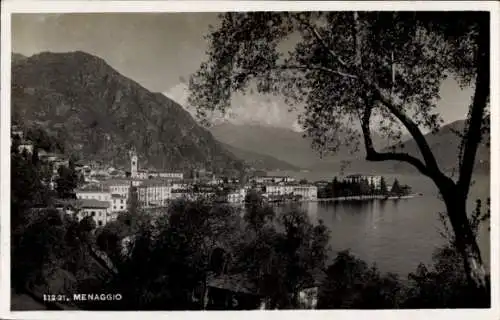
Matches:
[[1, 1, 498, 317]]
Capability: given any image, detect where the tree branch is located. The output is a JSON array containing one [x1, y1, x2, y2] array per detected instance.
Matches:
[[277, 64, 357, 79], [360, 103, 431, 177], [295, 15, 349, 69], [294, 12, 451, 187], [457, 21, 489, 199]]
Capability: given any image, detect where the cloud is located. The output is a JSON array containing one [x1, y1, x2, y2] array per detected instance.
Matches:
[[163, 83, 301, 129]]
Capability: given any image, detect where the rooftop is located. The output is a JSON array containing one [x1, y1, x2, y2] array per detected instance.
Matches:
[[207, 273, 259, 296], [75, 188, 110, 193], [100, 179, 136, 186], [78, 199, 110, 209], [138, 180, 172, 187]]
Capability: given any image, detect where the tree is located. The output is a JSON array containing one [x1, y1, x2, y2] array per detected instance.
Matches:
[[189, 11, 489, 289], [127, 185, 139, 215], [317, 251, 401, 309], [244, 190, 275, 231], [299, 179, 308, 185], [55, 161, 78, 199], [234, 207, 331, 309], [379, 176, 388, 195], [106, 199, 243, 310], [390, 179, 402, 195], [359, 178, 371, 195]]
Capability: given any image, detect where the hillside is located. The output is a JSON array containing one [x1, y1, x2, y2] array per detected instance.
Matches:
[[12, 53, 27, 63], [11, 51, 243, 174], [220, 142, 301, 171]]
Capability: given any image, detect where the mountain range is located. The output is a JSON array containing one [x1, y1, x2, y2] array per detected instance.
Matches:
[[11, 51, 243, 174], [210, 120, 490, 175], [11, 51, 489, 177]]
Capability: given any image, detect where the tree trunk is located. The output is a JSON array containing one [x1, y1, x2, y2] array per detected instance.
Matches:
[[441, 188, 488, 291]]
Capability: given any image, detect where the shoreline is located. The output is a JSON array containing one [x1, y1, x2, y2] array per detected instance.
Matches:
[[265, 193, 422, 205]]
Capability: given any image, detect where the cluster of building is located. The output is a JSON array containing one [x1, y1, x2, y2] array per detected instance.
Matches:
[[67, 153, 319, 227], [13, 126, 319, 228]]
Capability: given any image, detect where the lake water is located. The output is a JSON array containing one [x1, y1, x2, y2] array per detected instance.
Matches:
[[275, 172, 491, 277]]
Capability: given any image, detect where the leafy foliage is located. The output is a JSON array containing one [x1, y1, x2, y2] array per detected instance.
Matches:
[[189, 12, 485, 153], [318, 251, 402, 309], [402, 246, 490, 308], [55, 161, 78, 199], [190, 11, 490, 289]]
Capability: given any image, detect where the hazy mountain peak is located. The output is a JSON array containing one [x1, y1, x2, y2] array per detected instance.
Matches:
[[163, 82, 303, 131]]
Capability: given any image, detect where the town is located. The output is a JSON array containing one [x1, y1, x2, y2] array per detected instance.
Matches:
[[12, 125, 413, 228]]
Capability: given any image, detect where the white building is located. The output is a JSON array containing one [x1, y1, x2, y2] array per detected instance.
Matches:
[[104, 180, 132, 198], [18, 142, 34, 154], [76, 189, 111, 202], [156, 172, 184, 180], [111, 194, 127, 212], [344, 174, 382, 189], [227, 188, 247, 203], [170, 188, 191, 200], [265, 185, 294, 197], [251, 176, 296, 184], [292, 185, 318, 201], [75, 199, 111, 227], [137, 181, 173, 208], [76, 186, 127, 215], [208, 176, 224, 185]]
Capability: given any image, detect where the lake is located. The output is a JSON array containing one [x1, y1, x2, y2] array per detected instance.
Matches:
[[275, 172, 490, 277]]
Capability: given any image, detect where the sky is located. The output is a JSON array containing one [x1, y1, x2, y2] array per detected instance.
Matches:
[[11, 13, 475, 131]]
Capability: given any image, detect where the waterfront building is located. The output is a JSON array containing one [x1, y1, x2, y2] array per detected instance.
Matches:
[[251, 175, 296, 184], [264, 185, 295, 197], [344, 174, 382, 189], [292, 185, 318, 201]]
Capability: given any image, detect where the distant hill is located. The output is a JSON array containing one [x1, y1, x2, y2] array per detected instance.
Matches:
[[210, 123, 390, 170], [11, 51, 243, 174], [210, 120, 489, 175], [220, 142, 301, 171], [12, 53, 27, 64], [387, 119, 490, 174], [313, 119, 490, 175]]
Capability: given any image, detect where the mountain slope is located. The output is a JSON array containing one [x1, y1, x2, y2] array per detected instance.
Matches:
[[209, 123, 389, 169], [12, 53, 27, 64], [387, 119, 490, 174], [11, 51, 243, 173], [314, 119, 490, 175], [220, 142, 301, 171]]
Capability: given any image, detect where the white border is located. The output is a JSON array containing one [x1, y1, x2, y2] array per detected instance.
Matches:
[[1, 1, 499, 320]]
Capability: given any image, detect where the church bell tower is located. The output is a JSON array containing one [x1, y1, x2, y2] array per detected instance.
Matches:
[[129, 147, 138, 178]]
